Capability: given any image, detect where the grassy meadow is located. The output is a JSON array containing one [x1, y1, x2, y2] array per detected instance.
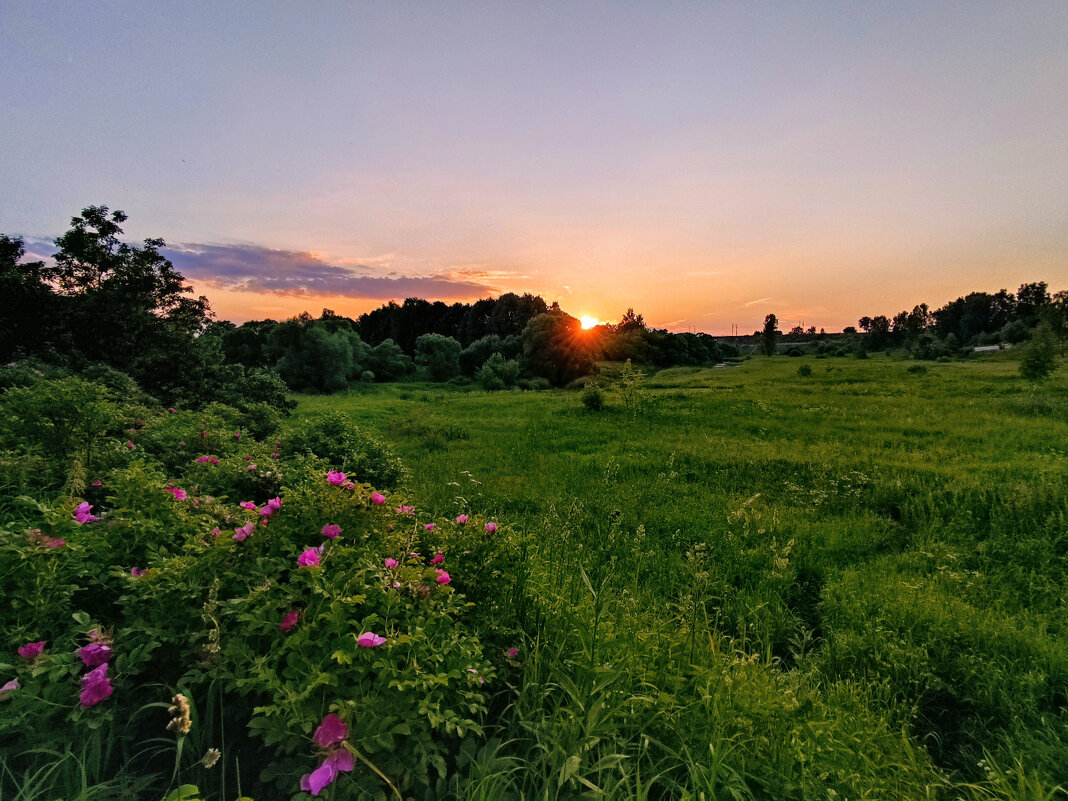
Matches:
[[293, 353, 1068, 799]]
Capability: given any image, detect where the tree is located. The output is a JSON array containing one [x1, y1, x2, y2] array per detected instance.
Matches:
[[1019, 324, 1059, 380], [0, 235, 55, 361], [760, 314, 779, 356], [522, 311, 598, 385], [415, 333, 462, 381], [617, 308, 646, 332]]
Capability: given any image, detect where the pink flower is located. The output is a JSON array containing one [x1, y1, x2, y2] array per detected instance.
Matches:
[[239, 501, 256, 510], [168, 407, 177, 414], [467, 667, 485, 685], [195, 455, 210, 463], [300, 748, 354, 796], [321, 524, 342, 539], [280, 610, 300, 632], [384, 558, 398, 568], [456, 514, 469, 524], [163, 487, 187, 500], [130, 567, 146, 576], [356, 632, 386, 648], [345, 481, 355, 489], [485, 522, 498, 533], [267, 497, 282, 511], [178, 441, 185, 447], [271, 452, 280, 458], [506, 647, 519, 659], [234, 432, 241, 439], [371, 492, 386, 505], [430, 553, 444, 565], [424, 523, 435, 531], [73, 502, 98, 524], [79, 643, 112, 667], [200, 430, 208, 439], [91, 480, 102, 487], [0, 679, 17, 696], [233, 522, 254, 542], [17, 641, 45, 660], [313, 713, 347, 747], [44, 537, 65, 549], [326, 471, 346, 486], [397, 505, 414, 516], [298, 546, 322, 567], [247, 464, 257, 471], [125, 440, 135, 449], [211, 528, 221, 537], [79, 663, 113, 707], [434, 569, 451, 585]]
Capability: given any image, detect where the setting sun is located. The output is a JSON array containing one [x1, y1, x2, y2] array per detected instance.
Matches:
[[579, 315, 600, 330]]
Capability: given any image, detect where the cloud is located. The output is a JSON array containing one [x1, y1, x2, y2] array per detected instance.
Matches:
[[743, 297, 772, 307], [162, 243, 498, 300]]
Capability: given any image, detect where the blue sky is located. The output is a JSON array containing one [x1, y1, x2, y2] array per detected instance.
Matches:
[[2, 1, 1066, 330]]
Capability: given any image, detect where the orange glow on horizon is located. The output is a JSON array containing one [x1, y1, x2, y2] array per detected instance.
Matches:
[[579, 315, 600, 329]]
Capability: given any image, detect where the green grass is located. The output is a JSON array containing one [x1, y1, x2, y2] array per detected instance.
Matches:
[[293, 353, 1068, 799]]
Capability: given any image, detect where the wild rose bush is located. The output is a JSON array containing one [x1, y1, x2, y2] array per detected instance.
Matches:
[[0, 381, 497, 799]]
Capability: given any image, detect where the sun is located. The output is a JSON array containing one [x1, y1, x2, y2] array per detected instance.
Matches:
[[579, 315, 600, 330]]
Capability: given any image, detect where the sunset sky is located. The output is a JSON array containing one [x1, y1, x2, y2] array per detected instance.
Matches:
[[2, 2, 1066, 333]]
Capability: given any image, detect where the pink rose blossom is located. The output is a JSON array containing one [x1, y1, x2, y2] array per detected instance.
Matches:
[[271, 452, 280, 458], [430, 553, 444, 565], [397, 505, 414, 516], [79, 663, 113, 707], [321, 524, 342, 539], [371, 491, 386, 505], [435, 569, 451, 585], [168, 407, 177, 414], [506, 647, 519, 659], [313, 713, 347, 747], [424, 523, 435, 531], [384, 558, 398, 568], [73, 502, 98, 524], [279, 610, 300, 632], [345, 481, 355, 489], [0, 679, 18, 696], [300, 748, 354, 796], [79, 643, 112, 667], [125, 440, 135, 449], [356, 632, 386, 648], [17, 641, 45, 660], [131, 567, 146, 576], [233, 522, 254, 542], [234, 432, 241, 439], [91, 480, 102, 487], [326, 471, 346, 485], [247, 464, 256, 471], [211, 528, 221, 537], [240, 501, 256, 510], [485, 522, 498, 533], [163, 487, 187, 500], [298, 546, 322, 567], [456, 514, 469, 524], [44, 537, 65, 549]]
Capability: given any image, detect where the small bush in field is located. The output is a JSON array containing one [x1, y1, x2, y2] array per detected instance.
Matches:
[[796, 364, 813, 378], [580, 382, 605, 411]]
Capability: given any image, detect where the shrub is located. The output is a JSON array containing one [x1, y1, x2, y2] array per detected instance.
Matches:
[[477, 352, 521, 390], [796, 364, 813, 378], [1019, 325, 1059, 380], [580, 382, 605, 410], [283, 411, 405, 489]]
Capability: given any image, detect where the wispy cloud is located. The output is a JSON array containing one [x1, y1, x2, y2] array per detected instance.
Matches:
[[743, 297, 772, 307], [162, 243, 498, 300]]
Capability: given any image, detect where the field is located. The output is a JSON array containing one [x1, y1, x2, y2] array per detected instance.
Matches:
[[293, 354, 1068, 799]]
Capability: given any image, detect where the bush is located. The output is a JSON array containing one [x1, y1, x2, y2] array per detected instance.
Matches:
[[580, 382, 605, 410], [415, 334, 462, 382], [1019, 325, 1059, 380], [477, 352, 521, 390], [796, 364, 813, 378], [283, 410, 405, 489]]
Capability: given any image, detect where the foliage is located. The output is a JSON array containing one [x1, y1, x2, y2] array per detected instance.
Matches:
[[521, 311, 600, 386], [760, 314, 779, 356], [1019, 325, 1060, 380], [415, 333, 462, 382], [282, 410, 406, 489], [580, 382, 605, 411], [476, 352, 521, 391]]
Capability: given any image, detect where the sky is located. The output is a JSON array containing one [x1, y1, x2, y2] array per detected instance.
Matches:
[[2, 1, 1066, 333]]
